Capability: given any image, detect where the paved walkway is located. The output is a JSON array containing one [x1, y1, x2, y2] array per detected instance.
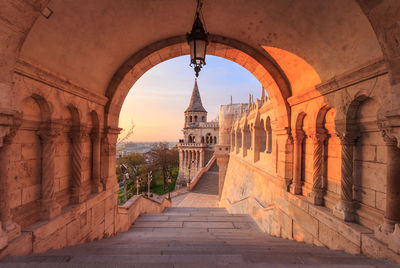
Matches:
[[2, 207, 397, 267], [173, 163, 219, 208]]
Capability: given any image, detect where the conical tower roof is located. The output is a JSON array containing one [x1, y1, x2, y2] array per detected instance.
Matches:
[[185, 79, 207, 113]]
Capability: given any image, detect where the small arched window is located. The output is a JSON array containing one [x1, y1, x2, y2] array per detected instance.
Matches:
[[214, 136, 217, 144], [201, 136, 205, 143], [206, 133, 212, 144], [202, 116, 205, 122], [189, 116, 192, 122], [194, 115, 198, 122]]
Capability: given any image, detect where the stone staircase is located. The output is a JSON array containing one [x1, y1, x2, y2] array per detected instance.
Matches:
[[2, 207, 397, 267], [192, 161, 219, 195]]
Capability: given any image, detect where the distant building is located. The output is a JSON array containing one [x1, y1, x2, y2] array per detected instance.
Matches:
[[177, 80, 219, 185]]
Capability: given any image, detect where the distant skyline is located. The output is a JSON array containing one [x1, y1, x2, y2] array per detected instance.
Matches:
[[119, 55, 261, 142]]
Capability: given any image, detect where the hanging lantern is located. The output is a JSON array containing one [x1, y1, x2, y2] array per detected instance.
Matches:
[[187, 1, 208, 77]]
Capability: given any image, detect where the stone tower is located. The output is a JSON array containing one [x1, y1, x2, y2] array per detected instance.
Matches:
[[177, 80, 219, 186], [184, 79, 208, 131]]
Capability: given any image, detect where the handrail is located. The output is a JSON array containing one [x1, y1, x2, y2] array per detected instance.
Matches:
[[189, 155, 216, 191]]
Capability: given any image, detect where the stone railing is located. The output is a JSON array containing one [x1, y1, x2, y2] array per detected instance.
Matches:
[[199, 122, 219, 128], [117, 195, 171, 233], [189, 155, 216, 191], [178, 142, 207, 148]]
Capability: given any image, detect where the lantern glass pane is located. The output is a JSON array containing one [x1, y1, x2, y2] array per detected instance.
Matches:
[[195, 39, 206, 60], [189, 40, 195, 62]]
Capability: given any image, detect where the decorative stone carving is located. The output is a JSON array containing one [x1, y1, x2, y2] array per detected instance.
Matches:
[[308, 133, 327, 205], [290, 131, 305, 195], [37, 122, 62, 220], [333, 132, 358, 222], [375, 128, 400, 245], [91, 131, 103, 193], [101, 127, 120, 190], [0, 112, 22, 245], [69, 126, 89, 204]]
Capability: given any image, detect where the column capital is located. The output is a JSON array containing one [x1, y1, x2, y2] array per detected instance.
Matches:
[[37, 122, 62, 143], [335, 132, 359, 145], [310, 132, 328, 145], [378, 112, 400, 147], [69, 125, 89, 142], [0, 111, 22, 146], [293, 130, 305, 143]]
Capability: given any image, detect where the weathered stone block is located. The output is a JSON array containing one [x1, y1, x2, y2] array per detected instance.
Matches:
[[33, 225, 67, 254], [67, 219, 80, 246], [21, 185, 40, 205], [21, 143, 39, 160], [318, 222, 360, 254], [293, 222, 314, 244]]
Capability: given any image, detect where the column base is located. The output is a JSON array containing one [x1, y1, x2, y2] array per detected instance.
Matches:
[[289, 183, 302, 195], [40, 200, 61, 220], [71, 188, 87, 204], [307, 189, 324, 206], [0, 224, 7, 250], [333, 200, 355, 222], [92, 182, 104, 193]]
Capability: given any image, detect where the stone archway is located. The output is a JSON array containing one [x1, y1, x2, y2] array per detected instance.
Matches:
[[104, 35, 292, 132]]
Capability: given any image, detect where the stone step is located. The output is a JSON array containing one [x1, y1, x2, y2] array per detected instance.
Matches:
[[1, 206, 396, 267]]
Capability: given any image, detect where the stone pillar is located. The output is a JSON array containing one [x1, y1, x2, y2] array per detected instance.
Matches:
[[308, 133, 327, 205], [200, 149, 205, 168], [290, 132, 304, 195], [215, 145, 230, 199], [69, 126, 88, 204], [242, 129, 247, 157], [101, 127, 120, 191], [0, 131, 21, 244], [37, 123, 62, 220], [196, 150, 200, 170], [333, 134, 357, 222], [381, 134, 400, 232], [91, 131, 103, 193]]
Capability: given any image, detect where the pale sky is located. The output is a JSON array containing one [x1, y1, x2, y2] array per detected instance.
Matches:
[[118, 55, 261, 142]]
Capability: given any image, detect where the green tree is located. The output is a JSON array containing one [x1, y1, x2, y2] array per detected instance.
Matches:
[[116, 152, 146, 182], [148, 143, 179, 190]]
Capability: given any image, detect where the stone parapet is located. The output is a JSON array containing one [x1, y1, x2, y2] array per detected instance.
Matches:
[[220, 155, 400, 265]]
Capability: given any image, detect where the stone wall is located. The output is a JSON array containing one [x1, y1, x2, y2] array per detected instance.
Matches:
[[220, 154, 400, 264], [219, 60, 400, 263]]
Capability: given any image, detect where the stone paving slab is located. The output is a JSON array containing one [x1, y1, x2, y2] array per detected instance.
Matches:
[[133, 221, 183, 228], [183, 221, 234, 229], [2, 206, 397, 267]]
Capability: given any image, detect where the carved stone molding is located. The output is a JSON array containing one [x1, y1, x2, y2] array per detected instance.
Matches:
[[378, 112, 400, 148], [308, 133, 327, 205], [69, 125, 89, 142], [37, 122, 63, 143], [0, 111, 22, 147], [36, 122, 62, 220]]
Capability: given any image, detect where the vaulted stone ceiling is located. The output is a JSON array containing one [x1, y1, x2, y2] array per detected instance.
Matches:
[[20, 0, 382, 95]]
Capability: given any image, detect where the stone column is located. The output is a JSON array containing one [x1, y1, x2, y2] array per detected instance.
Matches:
[[290, 132, 304, 195], [0, 131, 21, 244], [242, 129, 246, 157], [101, 127, 120, 191], [382, 134, 400, 232], [69, 126, 88, 204], [200, 149, 205, 168], [91, 131, 103, 193], [333, 134, 357, 222], [37, 124, 62, 220], [215, 145, 230, 199], [308, 133, 327, 205]]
